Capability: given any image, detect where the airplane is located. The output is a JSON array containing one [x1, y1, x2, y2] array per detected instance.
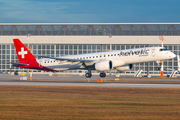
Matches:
[[11, 38, 176, 78]]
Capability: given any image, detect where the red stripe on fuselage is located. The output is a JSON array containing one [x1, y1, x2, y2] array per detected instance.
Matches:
[[18, 60, 56, 72]]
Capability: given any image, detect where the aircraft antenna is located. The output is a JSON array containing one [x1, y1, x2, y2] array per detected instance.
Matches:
[[109, 33, 112, 51]]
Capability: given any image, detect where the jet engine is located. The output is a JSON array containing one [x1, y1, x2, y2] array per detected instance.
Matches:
[[95, 60, 112, 71], [111, 60, 125, 68], [116, 64, 133, 71], [94, 60, 126, 71]]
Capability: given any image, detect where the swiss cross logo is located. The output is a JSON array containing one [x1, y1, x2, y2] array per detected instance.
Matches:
[[18, 47, 27, 59]]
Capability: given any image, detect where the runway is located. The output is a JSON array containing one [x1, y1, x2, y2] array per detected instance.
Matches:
[[0, 81, 180, 88], [0, 74, 180, 88]]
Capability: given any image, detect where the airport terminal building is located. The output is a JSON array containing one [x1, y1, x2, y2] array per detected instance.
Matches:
[[0, 23, 180, 76]]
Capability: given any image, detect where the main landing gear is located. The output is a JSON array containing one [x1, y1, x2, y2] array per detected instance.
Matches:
[[85, 67, 106, 78], [85, 73, 92, 78], [85, 67, 92, 78], [99, 72, 106, 77], [85, 72, 106, 78]]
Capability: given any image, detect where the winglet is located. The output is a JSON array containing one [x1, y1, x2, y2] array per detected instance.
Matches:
[[13, 39, 36, 63]]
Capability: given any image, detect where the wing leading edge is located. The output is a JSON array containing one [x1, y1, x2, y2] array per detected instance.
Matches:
[[39, 56, 95, 62]]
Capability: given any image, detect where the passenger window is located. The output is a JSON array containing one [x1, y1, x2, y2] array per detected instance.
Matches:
[[86, 57, 88, 59], [108, 55, 110, 57], [114, 54, 116, 56], [89, 57, 91, 58], [104, 55, 106, 57], [111, 54, 113, 56], [96, 56, 98, 58]]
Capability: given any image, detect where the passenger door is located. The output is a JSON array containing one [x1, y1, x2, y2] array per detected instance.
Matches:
[[151, 49, 156, 57]]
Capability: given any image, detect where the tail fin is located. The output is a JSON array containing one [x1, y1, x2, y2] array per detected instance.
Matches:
[[13, 39, 36, 63]]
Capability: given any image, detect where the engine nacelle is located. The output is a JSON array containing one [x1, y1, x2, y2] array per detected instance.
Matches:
[[116, 64, 133, 71], [111, 60, 125, 68], [95, 60, 112, 71]]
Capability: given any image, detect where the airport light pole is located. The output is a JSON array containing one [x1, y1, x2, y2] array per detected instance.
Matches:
[[28, 34, 29, 50], [160, 36, 164, 78], [27, 34, 29, 78], [27, 34, 32, 80], [109, 33, 112, 51], [147, 45, 150, 77], [108, 33, 112, 76]]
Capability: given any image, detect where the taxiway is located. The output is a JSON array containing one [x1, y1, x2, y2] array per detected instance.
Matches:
[[0, 74, 180, 88]]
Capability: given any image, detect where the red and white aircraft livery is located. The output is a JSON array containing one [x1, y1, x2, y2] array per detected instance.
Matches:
[[12, 39, 176, 78]]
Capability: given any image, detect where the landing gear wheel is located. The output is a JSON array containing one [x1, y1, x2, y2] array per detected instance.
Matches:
[[85, 73, 92, 78], [99, 72, 106, 78]]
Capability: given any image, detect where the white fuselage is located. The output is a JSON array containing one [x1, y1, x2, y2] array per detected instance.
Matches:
[[36, 46, 176, 71]]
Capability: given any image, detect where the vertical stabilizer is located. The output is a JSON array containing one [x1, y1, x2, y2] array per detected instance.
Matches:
[[13, 39, 36, 63]]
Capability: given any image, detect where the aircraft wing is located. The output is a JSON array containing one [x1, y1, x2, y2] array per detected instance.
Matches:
[[40, 56, 95, 62], [51, 57, 94, 62], [39, 56, 96, 66]]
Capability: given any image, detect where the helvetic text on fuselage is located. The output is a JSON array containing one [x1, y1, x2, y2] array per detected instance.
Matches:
[[119, 49, 150, 57]]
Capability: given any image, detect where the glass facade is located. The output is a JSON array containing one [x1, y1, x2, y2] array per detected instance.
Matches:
[[0, 43, 178, 75]]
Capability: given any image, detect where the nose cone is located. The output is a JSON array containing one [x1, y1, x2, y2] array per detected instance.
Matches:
[[170, 52, 176, 58], [173, 53, 176, 58]]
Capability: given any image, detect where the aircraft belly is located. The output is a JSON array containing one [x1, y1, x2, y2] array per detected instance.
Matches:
[[121, 55, 153, 64], [45, 64, 82, 71]]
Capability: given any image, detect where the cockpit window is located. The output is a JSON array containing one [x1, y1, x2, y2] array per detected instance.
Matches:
[[159, 48, 168, 51]]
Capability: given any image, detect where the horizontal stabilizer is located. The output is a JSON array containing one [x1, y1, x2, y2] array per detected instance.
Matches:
[[10, 62, 29, 66]]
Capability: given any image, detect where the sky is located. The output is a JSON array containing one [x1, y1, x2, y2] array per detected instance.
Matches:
[[0, 0, 180, 23]]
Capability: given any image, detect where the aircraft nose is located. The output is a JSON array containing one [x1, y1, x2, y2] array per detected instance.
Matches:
[[173, 53, 176, 58], [170, 52, 176, 58]]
